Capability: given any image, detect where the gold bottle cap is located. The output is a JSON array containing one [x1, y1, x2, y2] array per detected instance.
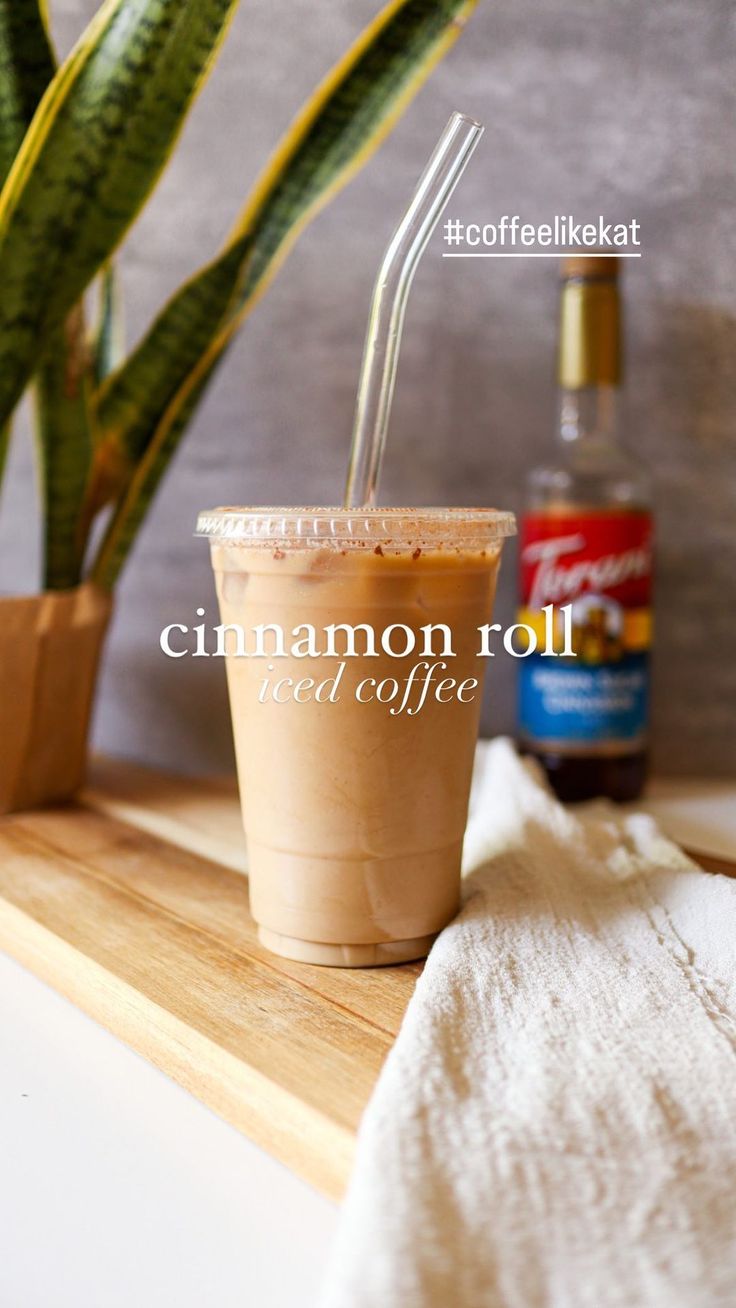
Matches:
[[558, 255, 621, 388], [561, 254, 620, 282]]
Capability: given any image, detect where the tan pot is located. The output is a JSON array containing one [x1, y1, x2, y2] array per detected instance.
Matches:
[[0, 583, 112, 814]]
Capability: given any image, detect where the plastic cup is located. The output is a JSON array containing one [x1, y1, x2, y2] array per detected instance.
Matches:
[[197, 507, 515, 966]]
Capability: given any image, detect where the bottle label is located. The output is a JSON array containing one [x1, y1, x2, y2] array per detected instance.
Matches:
[[518, 509, 653, 754]]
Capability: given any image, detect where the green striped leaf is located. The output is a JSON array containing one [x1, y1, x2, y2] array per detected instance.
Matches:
[[0, 0, 95, 588], [90, 236, 251, 493], [90, 0, 478, 588], [97, 0, 477, 475], [34, 324, 96, 591], [0, 0, 240, 435], [0, 1, 55, 508], [93, 262, 125, 386], [93, 363, 217, 590], [72, 261, 127, 574], [34, 307, 95, 588], [79, 239, 249, 537], [0, 0, 54, 183]]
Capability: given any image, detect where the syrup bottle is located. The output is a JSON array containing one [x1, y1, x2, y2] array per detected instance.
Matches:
[[518, 255, 653, 802]]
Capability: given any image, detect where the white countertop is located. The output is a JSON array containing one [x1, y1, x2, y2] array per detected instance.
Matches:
[[2, 775, 734, 1308], [0, 950, 337, 1308]]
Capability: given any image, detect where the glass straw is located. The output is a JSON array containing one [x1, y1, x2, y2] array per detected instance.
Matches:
[[344, 112, 484, 509]]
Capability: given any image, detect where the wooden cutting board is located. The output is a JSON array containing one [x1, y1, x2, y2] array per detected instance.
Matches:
[[0, 758, 733, 1201]]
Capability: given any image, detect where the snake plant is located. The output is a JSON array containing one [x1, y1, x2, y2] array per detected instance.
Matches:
[[0, 0, 477, 592]]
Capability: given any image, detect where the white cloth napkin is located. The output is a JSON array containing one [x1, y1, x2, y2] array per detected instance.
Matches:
[[319, 739, 736, 1308]]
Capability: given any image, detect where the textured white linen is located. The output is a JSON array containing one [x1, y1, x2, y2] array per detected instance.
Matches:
[[320, 739, 736, 1308]]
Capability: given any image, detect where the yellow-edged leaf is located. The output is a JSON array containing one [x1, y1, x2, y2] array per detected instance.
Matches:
[[0, 0, 240, 436], [91, 0, 478, 587]]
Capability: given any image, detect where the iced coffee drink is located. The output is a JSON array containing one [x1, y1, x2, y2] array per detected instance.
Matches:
[[198, 507, 514, 966]]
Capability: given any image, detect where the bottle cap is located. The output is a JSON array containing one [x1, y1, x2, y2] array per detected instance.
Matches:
[[558, 257, 621, 388], [561, 255, 620, 281]]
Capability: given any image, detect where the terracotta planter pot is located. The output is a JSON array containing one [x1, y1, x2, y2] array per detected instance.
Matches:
[[0, 583, 112, 814]]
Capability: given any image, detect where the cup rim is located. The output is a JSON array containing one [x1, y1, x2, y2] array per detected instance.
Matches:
[[195, 506, 516, 547]]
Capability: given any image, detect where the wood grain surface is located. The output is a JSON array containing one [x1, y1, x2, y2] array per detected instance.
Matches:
[[0, 770, 420, 1200], [0, 759, 733, 1200]]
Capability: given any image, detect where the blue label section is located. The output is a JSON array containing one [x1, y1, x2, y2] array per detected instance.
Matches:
[[518, 653, 649, 746]]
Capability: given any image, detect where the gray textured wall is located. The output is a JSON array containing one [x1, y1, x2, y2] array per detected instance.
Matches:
[[1, 0, 734, 775]]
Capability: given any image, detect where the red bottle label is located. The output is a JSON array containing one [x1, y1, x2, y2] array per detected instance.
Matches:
[[518, 510, 653, 753]]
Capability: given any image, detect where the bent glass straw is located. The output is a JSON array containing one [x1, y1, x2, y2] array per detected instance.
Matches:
[[344, 112, 484, 509]]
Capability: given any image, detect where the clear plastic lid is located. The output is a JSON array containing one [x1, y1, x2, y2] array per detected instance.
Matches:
[[195, 506, 516, 549]]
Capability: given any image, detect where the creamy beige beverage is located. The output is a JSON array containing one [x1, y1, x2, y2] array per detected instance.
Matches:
[[198, 508, 514, 966]]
